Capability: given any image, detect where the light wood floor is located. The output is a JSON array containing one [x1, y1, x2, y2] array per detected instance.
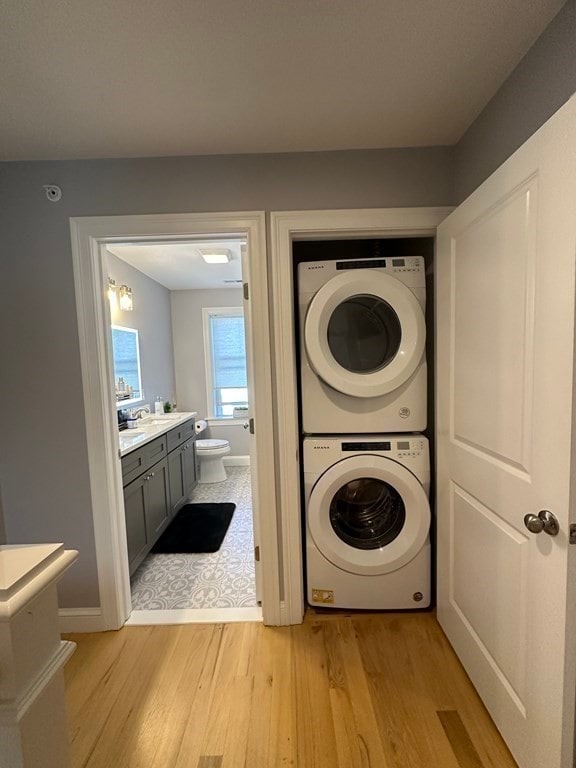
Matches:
[[64, 611, 518, 768]]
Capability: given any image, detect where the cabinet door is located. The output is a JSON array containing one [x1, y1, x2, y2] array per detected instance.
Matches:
[[168, 447, 186, 516], [182, 439, 197, 497], [123, 476, 148, 575], [144, 458, 170, 542]]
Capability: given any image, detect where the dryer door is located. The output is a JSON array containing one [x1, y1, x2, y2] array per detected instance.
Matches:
[[307, 454, 430, 575], [304, 270, 426, 397]]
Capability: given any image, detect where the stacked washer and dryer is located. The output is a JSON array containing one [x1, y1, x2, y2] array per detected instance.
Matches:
[[298, 255, 431, 609]]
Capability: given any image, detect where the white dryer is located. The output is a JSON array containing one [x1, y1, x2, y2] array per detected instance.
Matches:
[[304, 435, 430, 609], [298, 256, 427, 433]]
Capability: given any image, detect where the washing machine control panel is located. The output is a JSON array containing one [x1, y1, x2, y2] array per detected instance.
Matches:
[[304, 435, 429, 473], [342, 440, 392, 451], [341, 437, 426, 458]]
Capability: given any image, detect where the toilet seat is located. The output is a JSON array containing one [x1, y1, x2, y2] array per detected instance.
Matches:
[[197, 438, 230, 452]]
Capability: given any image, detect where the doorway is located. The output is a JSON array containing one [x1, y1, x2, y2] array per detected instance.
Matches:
[[71, 212, 280, 630], [105, 238, 260, 622]]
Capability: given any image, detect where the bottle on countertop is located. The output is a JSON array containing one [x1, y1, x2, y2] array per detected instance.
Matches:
[[155, 396, 164, 415]]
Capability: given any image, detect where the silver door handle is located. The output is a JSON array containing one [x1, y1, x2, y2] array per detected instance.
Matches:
[[524, 510, 559, 536]]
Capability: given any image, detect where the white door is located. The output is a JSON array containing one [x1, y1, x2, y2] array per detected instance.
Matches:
[[436, 95, 576, 768]]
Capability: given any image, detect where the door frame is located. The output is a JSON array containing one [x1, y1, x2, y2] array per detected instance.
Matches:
[[70, 211, 280, 630], [269, 207, 452, 624]]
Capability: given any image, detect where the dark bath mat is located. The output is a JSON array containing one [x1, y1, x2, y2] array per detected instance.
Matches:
[[151, 503, 235, 554]]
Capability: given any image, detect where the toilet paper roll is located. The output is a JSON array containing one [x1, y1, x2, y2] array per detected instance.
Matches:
[[195, 419, 207, 434]]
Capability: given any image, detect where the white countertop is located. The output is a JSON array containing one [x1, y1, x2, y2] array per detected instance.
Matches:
[[119, 411, 198, 457]]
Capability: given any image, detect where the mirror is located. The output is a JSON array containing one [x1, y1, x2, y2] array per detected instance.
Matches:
[[111, 325, 143, 405]]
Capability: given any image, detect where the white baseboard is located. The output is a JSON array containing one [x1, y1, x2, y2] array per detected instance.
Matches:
[[59, 608, 103, 633], [223, 455, 251, 466], [126, 606, 262, 625], [279, 600, 295, 626]]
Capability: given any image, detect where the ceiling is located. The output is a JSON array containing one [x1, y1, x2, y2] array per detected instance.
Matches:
[[0, 0, 565, 162], [107, 240, 245, 290]]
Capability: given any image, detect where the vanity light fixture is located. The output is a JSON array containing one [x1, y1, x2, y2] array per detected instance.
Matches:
[[201, 251, 230, 264], [108, 278, 118, 310], [108, 278, 133, 311], [118, 285, 133, 311]]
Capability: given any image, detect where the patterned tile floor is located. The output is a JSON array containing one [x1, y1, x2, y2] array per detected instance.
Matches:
[[130, 466, 257, 610]]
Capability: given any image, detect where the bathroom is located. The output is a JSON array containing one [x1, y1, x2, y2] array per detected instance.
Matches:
[[106, 238, 259, 620]]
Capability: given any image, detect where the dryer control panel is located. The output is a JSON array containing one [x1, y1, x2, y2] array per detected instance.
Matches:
[[299, 255, 425, 294]]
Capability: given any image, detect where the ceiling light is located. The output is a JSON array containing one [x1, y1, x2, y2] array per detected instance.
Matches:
[[201, 252, 230, 264]]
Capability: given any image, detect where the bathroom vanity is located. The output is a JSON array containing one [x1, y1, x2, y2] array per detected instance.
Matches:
[[119, 413, 197, 575]]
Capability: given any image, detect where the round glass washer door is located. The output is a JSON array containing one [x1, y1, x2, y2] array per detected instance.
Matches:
[[307, 454, 430, 575], [304, 271, 425, 398]]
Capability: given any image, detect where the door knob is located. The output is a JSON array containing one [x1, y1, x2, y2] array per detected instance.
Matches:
[[524, 510, 559, 536]]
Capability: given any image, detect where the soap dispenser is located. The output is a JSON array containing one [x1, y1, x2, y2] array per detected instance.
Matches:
[[154, 396, 164, 416]]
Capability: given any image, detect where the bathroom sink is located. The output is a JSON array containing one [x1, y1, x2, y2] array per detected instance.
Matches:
[[139, 417, 171, 426]]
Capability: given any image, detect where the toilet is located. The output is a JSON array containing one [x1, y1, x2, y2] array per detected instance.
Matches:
[[196, 438, 231, 483]]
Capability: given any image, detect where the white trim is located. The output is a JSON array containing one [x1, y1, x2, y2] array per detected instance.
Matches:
[[223, 455, 251, 466], [126, 606, 262, 625], [269, 207, 453, 625], [58, 607, 104, 634], [279, 600, 291, 626], [0, 641, 76, 725], [70, 212, 280, 630]]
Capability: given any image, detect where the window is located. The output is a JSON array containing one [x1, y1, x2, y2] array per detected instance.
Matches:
[[111, 325, 143, 405], [203, 307, 248, 418]]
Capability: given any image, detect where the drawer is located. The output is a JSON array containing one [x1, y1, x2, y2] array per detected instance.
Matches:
[[167, 418, 195, 452], [121, 434, 168, 486]]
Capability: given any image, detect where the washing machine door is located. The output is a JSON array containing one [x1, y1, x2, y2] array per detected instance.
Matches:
[[304, 270, 426, 397], [307, 454, 430, 575]]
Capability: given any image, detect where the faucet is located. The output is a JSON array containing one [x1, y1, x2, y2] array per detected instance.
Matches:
[[131, 406, 151, 419]]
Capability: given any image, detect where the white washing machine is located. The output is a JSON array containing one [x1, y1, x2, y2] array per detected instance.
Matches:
[[304, 435, 431, 609], [298, 256, 427, 433]]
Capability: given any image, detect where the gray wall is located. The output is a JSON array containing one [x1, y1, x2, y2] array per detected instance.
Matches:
[[171, 287, 250, 456], [0, 481, 6, 545], [454, 0, 576, 202], [107, 251, 176, 410], [0, 146, 452, 608]]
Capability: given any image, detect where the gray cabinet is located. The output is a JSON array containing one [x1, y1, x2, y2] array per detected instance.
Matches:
[[123, 457, 169, 575], [121, 433, 168, 486], [121, 419, 195, 576], [167, 431, 197, 516], [166, 421, 196, 509], [167, 418, 195, 452]]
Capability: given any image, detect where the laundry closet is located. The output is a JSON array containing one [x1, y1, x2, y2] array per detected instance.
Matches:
[[292, 237, 435, 610]]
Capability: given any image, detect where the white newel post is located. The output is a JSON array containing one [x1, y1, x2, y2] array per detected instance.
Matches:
[[0, 544, 79, 768]]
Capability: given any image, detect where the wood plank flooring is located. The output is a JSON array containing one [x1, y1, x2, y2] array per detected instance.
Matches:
[[63, 611, 518, 768]]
